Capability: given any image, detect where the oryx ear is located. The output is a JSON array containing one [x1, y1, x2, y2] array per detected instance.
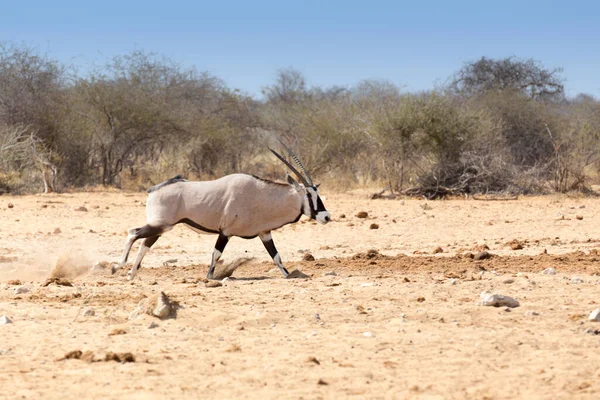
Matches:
[[287, 174, 297, 185], [316, 183, 321, 188], [287, 174, 301, 190]]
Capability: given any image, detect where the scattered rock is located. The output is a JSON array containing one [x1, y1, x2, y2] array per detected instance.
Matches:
[[576, 215, 584, 220], [474, 251, 491, 260], [507, 239, 524, 250], [14, 286, 30, 295], [524, 310, 540, 317], [542, 267, 557, 275], [60, 350, 83, 360], [104, 352, 135, 363], [108, 328, 127, 336], [306, 356, 320, 365], [420, 203, 432, 211], [130, 292, 174, 320], [42, 277, 73, 287], [584, 328, 600, 335], [362, 331, 374, 338], [205, 281, 223, 288], [6, 280, 22, 286], [432, 246, 443, 254], [369, 223, 379, 230], [502, 279, 515, 284], [148, 322, 159, 329], [53, 228, 62, 234], [226, 344, 242, 353], [479, 291, 520, 308], [0, 316, 12, 325], [571, 277, 584, 284], [302, 253, 316, 261], [324, 271, 337, 276], [339, 214, 346, 219], [589, 309, 600, 322], [74, 206, 88, 212], [317, 378, 329, 385], [83, 308, 95, 317], [7, 203, 14, 208], [356, 211, 368, 218], [286, 269, 310, 279], [360, 282, 374, 287], [162, 258, 178, 267]]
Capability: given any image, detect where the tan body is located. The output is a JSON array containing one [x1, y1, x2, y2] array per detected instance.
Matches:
[[147, 174, 303, 238]]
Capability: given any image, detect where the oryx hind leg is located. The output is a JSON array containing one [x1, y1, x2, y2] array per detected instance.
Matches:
[[128, 235, 160, 281], [259, 232, 289, 277], [114, 224, 164, 274], [207, 233, 229, 280]]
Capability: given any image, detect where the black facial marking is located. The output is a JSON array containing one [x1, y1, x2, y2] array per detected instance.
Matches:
[[316, 195, 326, 212], [306, 191, 317, 219]]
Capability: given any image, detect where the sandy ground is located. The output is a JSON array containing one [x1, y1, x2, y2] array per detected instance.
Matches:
[[1, 189, 600, 399]]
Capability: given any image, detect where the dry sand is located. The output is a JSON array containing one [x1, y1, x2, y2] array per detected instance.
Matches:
[[1, 190, 600, 399]]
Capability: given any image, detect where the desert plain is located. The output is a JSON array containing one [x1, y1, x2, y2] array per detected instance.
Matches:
[[1, 189, 600, 399]]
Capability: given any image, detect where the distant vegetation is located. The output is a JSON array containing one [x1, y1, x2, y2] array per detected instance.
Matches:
[[1, 43, 599, 197]]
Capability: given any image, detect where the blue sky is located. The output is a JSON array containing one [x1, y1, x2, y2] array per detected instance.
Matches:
[[2, 0, 599, 98]]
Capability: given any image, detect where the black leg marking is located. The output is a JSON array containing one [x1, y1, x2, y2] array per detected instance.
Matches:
[[207, 233, 230, 279], [262, 239, 278, 259], [260, 233, 289, 277]]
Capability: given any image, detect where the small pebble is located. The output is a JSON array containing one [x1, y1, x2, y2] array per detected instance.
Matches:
[[0, 316, 12, 325], [324, 271, 337, 276], [363, 331, 374, 338], [479, 291, 520, 308], [571, 277, 584, 284], [83, 308, 95, 317], [14, 286, 30, 295], [524, 311, 540, 316], [589, 309, 600, 322], [542, 268, 556, 275]]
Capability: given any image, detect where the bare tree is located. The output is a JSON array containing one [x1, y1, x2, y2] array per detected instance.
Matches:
[[449, 57, 564, 102]]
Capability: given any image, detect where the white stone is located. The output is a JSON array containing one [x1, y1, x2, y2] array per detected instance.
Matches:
[[449, 278, 457, 285], [324, 271, 337, 276], [524, 310, 540, 316], [152, 292, 172, 319], [479, 291, 520, 308], [360, 283, 375, 287], [0, 316, 12, 325], [363, 331, 374, 337], [571, 277, 584, 284], [589, 309, 600, 322], [542, 268, 556, 275], [83, 308, 95, 317], [14, 286, 30, 295]]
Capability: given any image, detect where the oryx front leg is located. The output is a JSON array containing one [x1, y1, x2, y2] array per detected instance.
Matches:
[[207, 233, 229, 280], [128, 235, 160, 280], [259, 232, 289, 278]]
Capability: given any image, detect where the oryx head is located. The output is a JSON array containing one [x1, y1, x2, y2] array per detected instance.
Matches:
[[270, 140, 331, 225]]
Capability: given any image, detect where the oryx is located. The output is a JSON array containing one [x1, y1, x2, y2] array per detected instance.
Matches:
[[114, 141, 330, 280]]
